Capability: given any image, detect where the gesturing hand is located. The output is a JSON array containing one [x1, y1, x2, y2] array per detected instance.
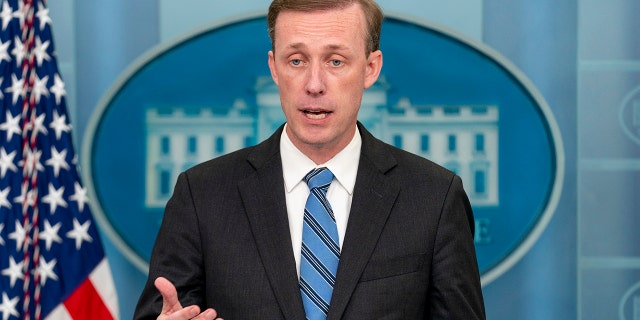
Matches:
[[154, 277, 223, 320]]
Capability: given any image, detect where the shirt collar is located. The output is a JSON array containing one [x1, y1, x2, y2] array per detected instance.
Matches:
[[281, 124, 361, 194]]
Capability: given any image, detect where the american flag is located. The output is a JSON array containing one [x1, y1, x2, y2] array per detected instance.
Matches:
[[0, 0, 118, 319]]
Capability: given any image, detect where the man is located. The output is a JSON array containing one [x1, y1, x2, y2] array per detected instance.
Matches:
[[134, 0, 486, 319]]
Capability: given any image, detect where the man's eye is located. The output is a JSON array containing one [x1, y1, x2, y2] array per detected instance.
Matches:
[[290, 59, 302, 66], [330, 60, 342, 66]]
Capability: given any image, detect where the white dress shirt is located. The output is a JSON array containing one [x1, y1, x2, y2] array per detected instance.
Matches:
[[280, 124, 361, 276]]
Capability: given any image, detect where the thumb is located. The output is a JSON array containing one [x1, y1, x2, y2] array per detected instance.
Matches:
[[154, 277, 183, 314]]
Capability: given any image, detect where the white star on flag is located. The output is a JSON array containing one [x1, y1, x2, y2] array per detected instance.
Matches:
[[66, 218, 93, 250], [9, 36, 23, 65], [4, 74, 23, 105], [39, 220, 63, 250], [35, 2, 51, 30], [0, 188, 11, 209], [45, 146, 70, 177], [49, 109, 71, 139], [1, 257, 23, 288], [0, 111, 21, 140], [31, 74, 49, 103], [36, 258, 58, 286], [0, 40, 10, 63], [33, 36, 50, 66], [69, 182, 89, 212], [49, 74, 66, 106], [0, 148, 17, 178], [42, 183, 67, 214], [7, 221, 30, 252], [0, 2, 13, 30], [0, 293, 19, 320]]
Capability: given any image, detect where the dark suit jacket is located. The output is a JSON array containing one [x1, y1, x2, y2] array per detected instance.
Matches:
[[134, 123, 485, 319]]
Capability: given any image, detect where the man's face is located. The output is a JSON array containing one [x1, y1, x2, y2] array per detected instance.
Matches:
[[268, 3, 382, 163]]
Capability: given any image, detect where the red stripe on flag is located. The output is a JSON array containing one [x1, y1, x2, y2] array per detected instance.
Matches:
[[64, 279, 114, 319]]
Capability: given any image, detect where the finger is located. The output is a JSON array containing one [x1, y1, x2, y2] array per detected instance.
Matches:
[[191, 308, 219, 320], [154, 277, 182, 313], [168, 305, 203, 319]]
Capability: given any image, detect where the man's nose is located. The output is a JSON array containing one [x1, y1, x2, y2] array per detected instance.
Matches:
[[305, 62, 326, 96]]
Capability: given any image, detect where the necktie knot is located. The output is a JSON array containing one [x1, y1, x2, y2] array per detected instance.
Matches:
[[303, 167, 334, 191]]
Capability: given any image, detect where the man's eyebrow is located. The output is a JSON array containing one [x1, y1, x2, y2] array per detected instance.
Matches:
[[326, 44, 349, 51], [284, 43, 350, 51], [286, 43, 305, 50]]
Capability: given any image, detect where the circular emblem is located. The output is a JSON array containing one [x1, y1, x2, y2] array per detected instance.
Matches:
[[619, 281, 640, 320], [619, 85, 640, 146], [83, 14, 564, 284]]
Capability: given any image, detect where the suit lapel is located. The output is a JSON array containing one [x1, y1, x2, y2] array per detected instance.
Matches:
[[239, 127, 307, 320], [327, 125, 400, 320]]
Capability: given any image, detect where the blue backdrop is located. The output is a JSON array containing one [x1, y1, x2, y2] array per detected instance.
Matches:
[[46, 1, 640, 319]]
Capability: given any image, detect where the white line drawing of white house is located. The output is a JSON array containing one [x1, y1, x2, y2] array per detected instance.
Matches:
[[145, 76, 499, 208]]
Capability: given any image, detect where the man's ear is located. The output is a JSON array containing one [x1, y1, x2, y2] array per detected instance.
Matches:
[[364, 50, 383, 89], [268, 50, 279, 86]]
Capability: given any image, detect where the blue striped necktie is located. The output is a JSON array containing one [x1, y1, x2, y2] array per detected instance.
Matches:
[[300, 167, 340, 320]]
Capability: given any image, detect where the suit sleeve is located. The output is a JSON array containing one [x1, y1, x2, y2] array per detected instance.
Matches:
[[428, 175, 486, 319], [133, 172, 207, 319]]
